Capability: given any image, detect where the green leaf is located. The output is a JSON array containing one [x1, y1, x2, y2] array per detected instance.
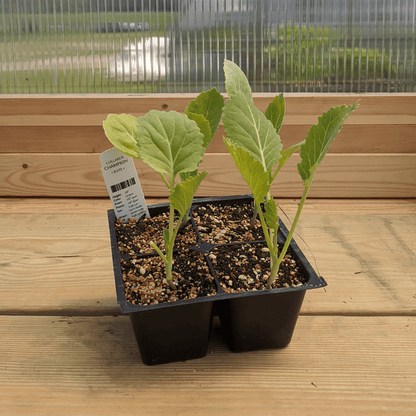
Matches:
[[102, 114, 140, 158], [223, 93, 282, 175], [280, 141, 305, 166], [163, 228, 170, 247], [224, 139, 270, 204], [185, 88, 224, 143], [264, 197, 279, 235], [135, 110, 205, 179], [298, 102, 359, 183], [264, 93, 285, 134], [170, 171, 208, 217], [273, 140, 305, 179], [223, 59, 252, 100], [179, 169, 198, 182], [185, 113, 212, 148]]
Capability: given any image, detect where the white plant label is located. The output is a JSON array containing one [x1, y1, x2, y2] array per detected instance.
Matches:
[[100, 147, 149, 221]]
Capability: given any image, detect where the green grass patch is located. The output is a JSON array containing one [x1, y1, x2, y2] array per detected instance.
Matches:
[[263, 26, 393, 82], [0, 67, 171, 94], [1, 11, 173, 38]]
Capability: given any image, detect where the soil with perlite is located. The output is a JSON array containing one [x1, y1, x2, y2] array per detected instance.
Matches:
[[114, 202, 307, 306]]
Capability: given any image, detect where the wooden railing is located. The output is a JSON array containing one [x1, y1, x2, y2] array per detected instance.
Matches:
[[1, 93, 415, 198]]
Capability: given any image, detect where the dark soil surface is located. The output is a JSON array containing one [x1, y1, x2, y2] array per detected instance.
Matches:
[[210, 242, 308, 293], [113, 200, 308, 307], [120, 248, 216, 306], [114, 214, 197, 255], [192, 202, 265, 244]]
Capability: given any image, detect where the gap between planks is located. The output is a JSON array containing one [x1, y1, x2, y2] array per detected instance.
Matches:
[[1, 198, 416, 214]]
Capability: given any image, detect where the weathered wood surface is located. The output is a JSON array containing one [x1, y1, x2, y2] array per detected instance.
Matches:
[[1, 94, 415, 155], [1, 91, 416, 415], [2, 197, 416, 214], [1, 198, 415, 316], [1, 198, 416, 415], [1, 153, 416, 198], [1, 93, 415, 198], [1, 315, 415, 416]]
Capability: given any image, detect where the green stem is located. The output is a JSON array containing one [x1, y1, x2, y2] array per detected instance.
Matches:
[[179, 208, 190, 231], [164, 204, 187, 290], [266, 179, 312, 289], [265, 191, 277, 255], [151, 189, 185, 291], [151, 242, 167, 264], [255, 200, 279, 273], [152, 242, 176, 290], [159, 172, 171, 190], [250, 203, 258, 229]]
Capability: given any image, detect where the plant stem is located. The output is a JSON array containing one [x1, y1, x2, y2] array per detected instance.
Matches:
[[255, 200, 279, 273], [178, 209, 190, 231], [266, 181, 312, 289], [151, 201, 185, 291], [250, 203, 258, 229]]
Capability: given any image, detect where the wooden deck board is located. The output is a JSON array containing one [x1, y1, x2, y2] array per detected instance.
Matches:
[[1, 315, 415, 416], [1, 199, 415, 315], [2, 94, 415, 156], [1, 153, 416, 198], [2, 124, 416, 154]]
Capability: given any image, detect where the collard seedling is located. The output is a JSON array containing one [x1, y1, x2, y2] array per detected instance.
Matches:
[[103, 89, 224, 289], [222, 59, 358, 288]]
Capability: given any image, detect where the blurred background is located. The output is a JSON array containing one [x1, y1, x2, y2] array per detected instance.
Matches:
[[1, 0, 415, 93]]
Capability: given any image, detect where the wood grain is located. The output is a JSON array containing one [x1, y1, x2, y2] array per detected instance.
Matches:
[[2, 123, 415, 154], [1, 315, 415, 416], [1, 153, 415, 198], [1, 93, 415, 154], [1, 93, 416, 416], [1, 93, 415, 115], [1, 197, 415, 215], [1, 206, 415, 315]]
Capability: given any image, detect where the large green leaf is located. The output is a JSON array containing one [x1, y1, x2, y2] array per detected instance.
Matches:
[[223, 93, 282, 175], [264, 93, 285, 134], [102, 114, 140, 158], [223, 59, 252, 100], [224, 139, 270, 204], [185, 88, 224, 143], [298, 102, 359, 184], [135, 110, 205, 179], [170, 171, 208, 217]]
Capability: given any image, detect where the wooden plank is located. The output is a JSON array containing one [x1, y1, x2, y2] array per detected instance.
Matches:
[[2, 113, 415, 126], [1, 209, 415, 315], [2, 123, 415, 154], [0, 213, 117, 315], [1, 93, 415, 154], [209, 124, 416, 154], [1, 93, 415, 116], [0, 94, 203, 116], [0, 153, 415, 198], [0, 315, 415, 415], [1, 198, 416, 215]]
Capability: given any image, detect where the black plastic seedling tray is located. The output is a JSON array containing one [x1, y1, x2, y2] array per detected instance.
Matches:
[[108, 194, 327, 363]]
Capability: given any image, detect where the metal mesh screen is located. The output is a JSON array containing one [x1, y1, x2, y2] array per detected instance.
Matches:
[[1, 0, 415, 93]]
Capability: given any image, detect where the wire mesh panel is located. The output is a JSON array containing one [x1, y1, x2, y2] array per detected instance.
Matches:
[[0, 0, 415, 93]]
